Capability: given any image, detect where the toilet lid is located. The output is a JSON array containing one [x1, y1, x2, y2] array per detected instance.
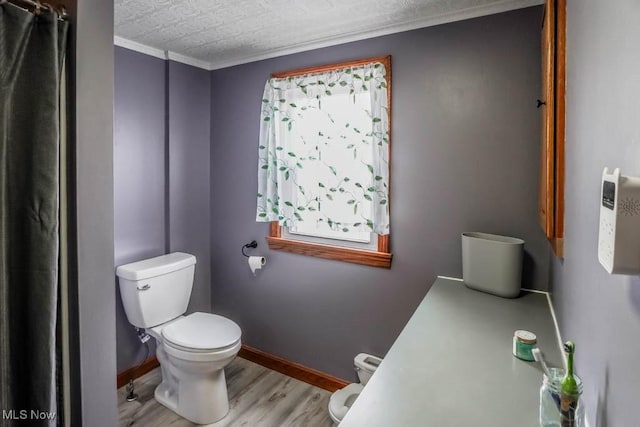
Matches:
[[162, 312, 241, 351]]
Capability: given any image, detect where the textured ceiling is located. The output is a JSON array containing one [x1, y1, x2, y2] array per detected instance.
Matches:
[[114, 0, 542, 70]]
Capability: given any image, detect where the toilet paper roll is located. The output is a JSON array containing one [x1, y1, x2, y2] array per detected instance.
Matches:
[[248, 255, 266, 276]]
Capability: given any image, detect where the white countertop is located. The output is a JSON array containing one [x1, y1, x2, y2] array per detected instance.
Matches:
[[340, 277, 563, 427]]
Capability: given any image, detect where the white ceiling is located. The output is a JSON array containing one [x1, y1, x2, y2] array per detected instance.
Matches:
[[114, 0, 543, 70]]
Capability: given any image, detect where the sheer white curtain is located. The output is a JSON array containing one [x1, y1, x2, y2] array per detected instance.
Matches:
[[256, 62, 390, 235]]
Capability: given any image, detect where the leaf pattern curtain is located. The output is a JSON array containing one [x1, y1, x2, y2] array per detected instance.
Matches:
[[256, 62, 390, 235]]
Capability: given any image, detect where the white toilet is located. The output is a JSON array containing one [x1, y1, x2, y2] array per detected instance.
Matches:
[[328, 353, 382, 426], [116, 252, 242, 425]]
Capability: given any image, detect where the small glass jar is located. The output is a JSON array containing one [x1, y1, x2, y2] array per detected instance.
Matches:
[[512, 330, 537, 361], [540, 368, 584, 427]]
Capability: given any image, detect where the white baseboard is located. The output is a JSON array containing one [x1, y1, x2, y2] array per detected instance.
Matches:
[[436, 275, 464, 281]]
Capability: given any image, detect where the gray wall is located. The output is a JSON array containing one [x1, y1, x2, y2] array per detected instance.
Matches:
[[551, 1, 640, 426], [209, 6, 548, 380], [168, 61, 212, 314], [114, 47, 212, 372], [63, 0, 117, 424], [114, 47, 166, 371]]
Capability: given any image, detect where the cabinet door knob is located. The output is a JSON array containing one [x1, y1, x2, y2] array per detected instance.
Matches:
[[537, 99, 546, 108]]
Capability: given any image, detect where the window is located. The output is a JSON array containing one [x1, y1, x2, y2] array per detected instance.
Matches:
[[256, 56, 392, 268]]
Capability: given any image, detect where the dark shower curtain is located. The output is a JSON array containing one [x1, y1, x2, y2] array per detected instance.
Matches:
[[0, 3, 68, 425]]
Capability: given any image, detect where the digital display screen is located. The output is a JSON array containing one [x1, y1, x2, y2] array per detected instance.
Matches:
[[602, 181, 615, 210]]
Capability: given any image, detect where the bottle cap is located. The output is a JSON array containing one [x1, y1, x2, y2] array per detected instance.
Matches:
[[514, 330, 537, 344]]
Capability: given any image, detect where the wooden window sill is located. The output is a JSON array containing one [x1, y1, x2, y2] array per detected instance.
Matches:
[[266, 236, 392, 268]]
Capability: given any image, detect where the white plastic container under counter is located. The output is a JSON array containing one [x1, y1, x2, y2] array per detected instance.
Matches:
[[461, 232, 524, 298]]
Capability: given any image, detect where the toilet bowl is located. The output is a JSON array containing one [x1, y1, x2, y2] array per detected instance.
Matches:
[[328, 353, 382, 426], [149, 312, 241, 424], [116, 253, 242, 425]]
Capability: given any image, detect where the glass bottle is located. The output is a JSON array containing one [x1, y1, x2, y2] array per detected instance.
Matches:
[[539, 368, 583, 427], [560, 341, 580, 427]]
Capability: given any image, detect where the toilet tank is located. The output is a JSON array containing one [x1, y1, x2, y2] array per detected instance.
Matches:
[[116, 252, 196, 328], [354, 353, 382, 385]]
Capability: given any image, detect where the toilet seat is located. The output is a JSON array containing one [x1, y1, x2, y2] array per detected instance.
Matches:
[[328, 383, 364, 423], [163, 338, 241, 362], [161, 312, 242, 362], [162, 312, 241, 350]]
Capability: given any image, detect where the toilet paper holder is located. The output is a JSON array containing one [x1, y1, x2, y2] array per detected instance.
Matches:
[[241, 240, 258, 257]]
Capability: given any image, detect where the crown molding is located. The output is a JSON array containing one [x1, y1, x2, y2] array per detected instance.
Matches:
[[114, 36, 167, 61], [165, 52, 213, 71], [115, 0, 543, 71], [114, 36, 214, 70]]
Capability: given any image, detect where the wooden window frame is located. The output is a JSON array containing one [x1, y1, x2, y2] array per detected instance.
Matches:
[[265, 56, 393, 269]]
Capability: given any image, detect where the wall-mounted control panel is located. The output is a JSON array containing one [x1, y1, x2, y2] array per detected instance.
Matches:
[[598, 168, 640, 274]]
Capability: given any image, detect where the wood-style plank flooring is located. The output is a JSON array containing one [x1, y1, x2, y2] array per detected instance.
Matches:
[[117, 357, 334, 427]]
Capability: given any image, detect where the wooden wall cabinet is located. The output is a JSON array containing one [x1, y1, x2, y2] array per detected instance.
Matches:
[[539, 0, 566, 257]]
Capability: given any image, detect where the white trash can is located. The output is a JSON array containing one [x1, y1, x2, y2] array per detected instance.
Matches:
[[462, 232, 525, 298]]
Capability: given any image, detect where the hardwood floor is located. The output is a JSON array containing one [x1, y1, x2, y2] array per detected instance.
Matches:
[[117, 357, 334, 427]]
